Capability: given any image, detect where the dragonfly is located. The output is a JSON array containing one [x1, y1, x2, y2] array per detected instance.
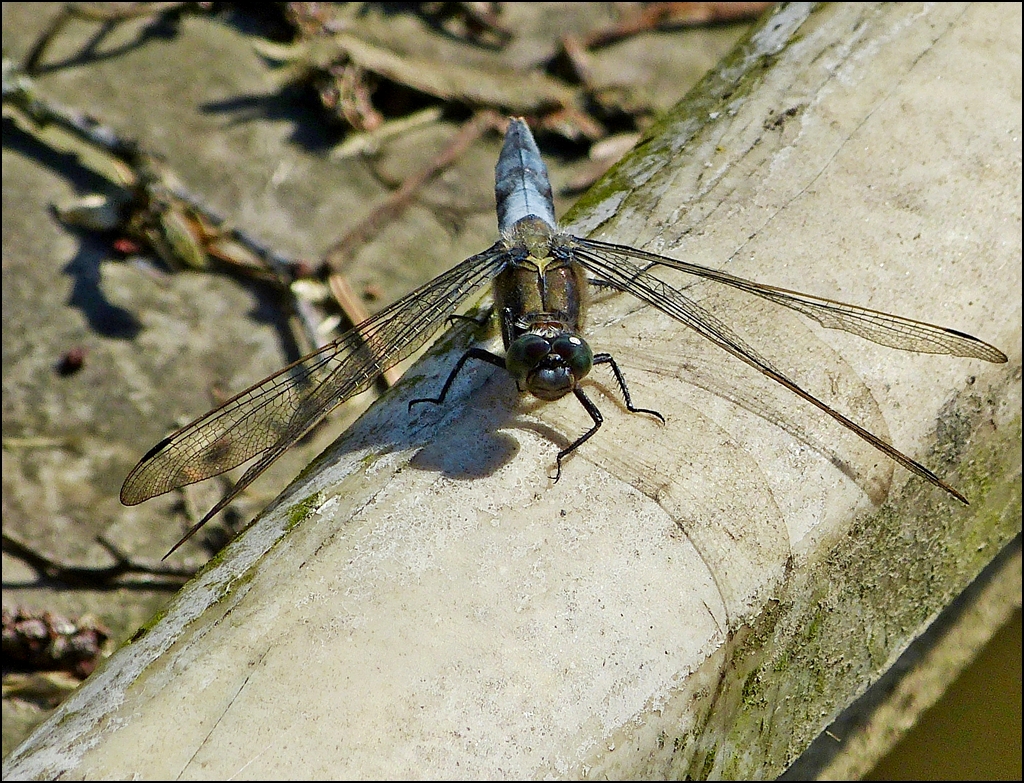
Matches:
[[121, 117, 1007, 556]]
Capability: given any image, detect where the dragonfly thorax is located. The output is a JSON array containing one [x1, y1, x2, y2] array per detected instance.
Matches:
[[506, 329, 593, 401]]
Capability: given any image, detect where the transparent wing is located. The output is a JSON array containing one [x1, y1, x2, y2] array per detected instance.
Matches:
[[569, 237, 1005, 503], [573, 237, 1007, 363], [122, 242, 509, 550]]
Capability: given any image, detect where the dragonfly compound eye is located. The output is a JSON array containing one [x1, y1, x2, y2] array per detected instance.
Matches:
[[506, 333, 552, 384], [550, 334, 593, 379]]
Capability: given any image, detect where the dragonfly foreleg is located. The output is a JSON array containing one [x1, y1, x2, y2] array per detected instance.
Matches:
[[592, 353, 665, 423], [408, 348, 506, 412], [554, 357, 665, 482], [554, 388, 604, 482]]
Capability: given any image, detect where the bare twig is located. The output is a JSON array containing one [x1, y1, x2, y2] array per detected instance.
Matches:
[[324, 109, 502, 272], [318, 110, 501, 388], [582, 2, 774, 49], [417, 2, 514, 48], [2, 531, 197, 588]]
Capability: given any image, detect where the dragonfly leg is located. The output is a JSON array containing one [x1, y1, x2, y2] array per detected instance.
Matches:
[[592, 353, 665, 423], [554, 388, 604, 482], [408, 347, 506, 411], [554, 356, 663, 481], [445, 311, 491, 329]]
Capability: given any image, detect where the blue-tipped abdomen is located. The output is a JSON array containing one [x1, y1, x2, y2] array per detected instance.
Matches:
[[494, 117, 557, 232]]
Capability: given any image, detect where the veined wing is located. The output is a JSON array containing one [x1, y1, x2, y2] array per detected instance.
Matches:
[[121, 242, 509, 550], [573, 237, 1007, 364], [569, 239, 1002, 503]]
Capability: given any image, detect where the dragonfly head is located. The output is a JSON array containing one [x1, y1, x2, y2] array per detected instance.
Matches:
[[506, 331, 593, 401]]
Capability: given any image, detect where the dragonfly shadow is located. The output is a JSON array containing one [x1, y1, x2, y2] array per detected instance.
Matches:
[[635, 335, 894, 506], [404, 366, 555, 481], [587, 285, 900, 507], [404, 361, 659, 482], [305, 354, 526, 482], [408, 426, 521, 480]]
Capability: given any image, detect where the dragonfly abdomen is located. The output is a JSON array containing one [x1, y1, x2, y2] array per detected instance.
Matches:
[[495, 118, 556, 231]]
